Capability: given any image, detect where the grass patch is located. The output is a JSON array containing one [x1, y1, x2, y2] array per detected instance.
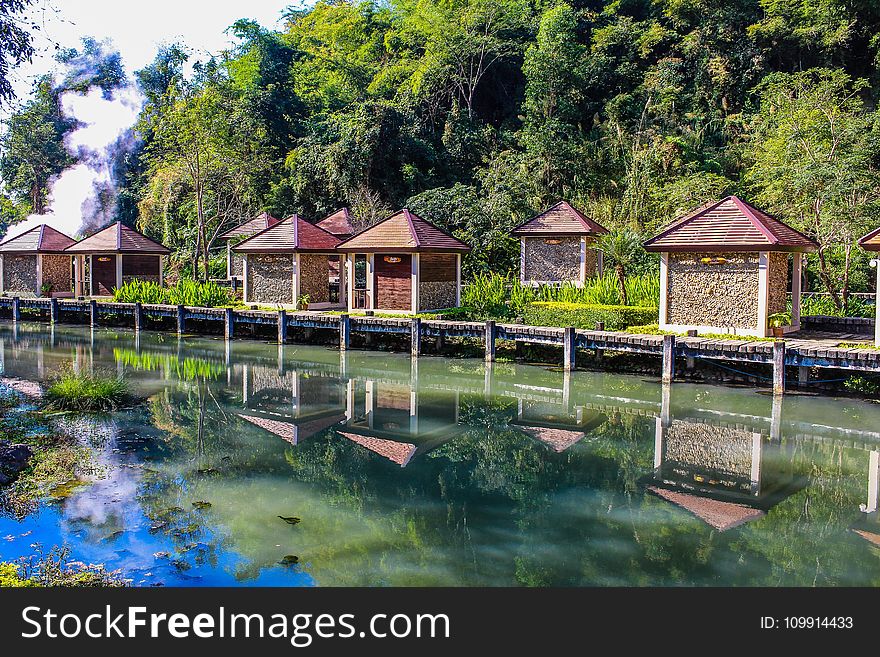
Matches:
[[44, 371, 130, 412], [523, 301, 657, 331]]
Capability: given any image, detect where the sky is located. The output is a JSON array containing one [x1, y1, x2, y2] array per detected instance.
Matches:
[[3, 0, 300, 241]]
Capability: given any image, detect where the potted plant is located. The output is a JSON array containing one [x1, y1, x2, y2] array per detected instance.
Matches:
[[768, 311, 791, 337], [41, 282, 53, 298], [297, 294, 311, 311]]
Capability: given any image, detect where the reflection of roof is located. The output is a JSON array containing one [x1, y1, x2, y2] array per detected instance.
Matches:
[[232, 215, 341, 253], [0, 225, 76, 253], [511, 201, 608, 237], [648, 486, 765, 531], [336, 209, 470, 253], [644, 196, 818, 253], [338, 431, 417, 467], [239, 412, 344, 444], [853, 529, 880, 547], [518, 426, 584, 452], [65, 222, 170, 254], [316, 208, 354, 237], [859, 227, 880, 252], [218, 212, 281, 240]]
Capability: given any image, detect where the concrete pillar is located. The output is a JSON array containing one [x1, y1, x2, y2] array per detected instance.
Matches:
[[411, 317, 421, 357], [563, 326, 576, 371], [757, 251, 770, 337], [772, 340, 786, 396], [278, 310, 288, 344], [411, 253, 419, 314], [484, 320, 496, 363], [339, 314, 350, 351], [791, 253, 802, 329], [658, 253, 669, 329], [176, 305, 185, 335], [89, 299, 98, 327], [661, 334, 675, 384], [224, 307, 234, 340]]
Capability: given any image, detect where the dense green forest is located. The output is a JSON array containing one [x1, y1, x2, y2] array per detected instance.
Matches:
[[2, 0, 880, 303]]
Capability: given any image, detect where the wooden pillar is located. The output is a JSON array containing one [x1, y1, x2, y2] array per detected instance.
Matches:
[[484, 320, 496, 363], [757, 251, 770, 337], [134, 302, 143, 332], [658, 253, 669, 329], [12, 297, 20, 323], [873, 259, 880, 348], [176, 305, 185, 335], [278, 310, 288, 344], [224, 307, 234, 340], [339, 314, 350, 351], [685, 329, 697, 370], [411, 317, 421, 357], [661, 334, 675, 385], [115, 254, 123, 291], [563, 326, 576, 371], [791, 253, 802, 329], [772, 340, 786, 395], [49, 298, 59, 324], [89, 299, 98, 327]]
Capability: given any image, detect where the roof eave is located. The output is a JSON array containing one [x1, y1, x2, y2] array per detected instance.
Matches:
[[644, 243, 816, 253]]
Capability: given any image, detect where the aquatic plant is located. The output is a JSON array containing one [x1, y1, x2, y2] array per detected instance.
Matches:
[[44, 371, 130, 412], [1, 546, 125, 587]]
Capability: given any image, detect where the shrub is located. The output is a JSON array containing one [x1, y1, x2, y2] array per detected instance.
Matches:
[[799, 295, 874, 318], [113, 279, 233, 307], [45, 371, 130, 412], [113, 280, 167, 304], [461, 272, 510, 317], [523, 302, 658, 330]]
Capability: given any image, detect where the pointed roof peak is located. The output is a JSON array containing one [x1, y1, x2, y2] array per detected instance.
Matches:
[[218, 211, 282, 240], [336, 209, 470, 253], [65, 222, 170, 254], [644, 196, 818, 253], [511, 201, 609, 236], [232, 214, 340, 253], [0, 223, 77, 253], [316, 208, 354, 237]]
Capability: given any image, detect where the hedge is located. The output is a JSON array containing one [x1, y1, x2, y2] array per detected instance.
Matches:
[[522, 302, 658, 331]]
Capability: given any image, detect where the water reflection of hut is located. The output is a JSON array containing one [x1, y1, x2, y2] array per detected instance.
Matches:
[[512, 400, 606, 453], [644, 389, 803, 531], [851, 450, 880, 547], [338, 380, 462, 466]]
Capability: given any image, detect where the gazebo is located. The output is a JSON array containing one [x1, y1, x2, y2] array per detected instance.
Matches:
[[217, 211, 281, 282], [316, 208, 355, 304], [0, 224, 76, 297], [335, 209, 470, 314], [511, 201, 608, 287], [232, 215, 341, 308], [858, 227, 880, 346], [644, 196, 818, 337], [64, 222, 170, 296]]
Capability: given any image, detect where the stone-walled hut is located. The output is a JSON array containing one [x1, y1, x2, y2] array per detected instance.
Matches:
[[217, 211, 280, 282], [232, 215, 341, 308], [335, 209, 470, 314], [859, 227, 880, 346], [0, 225, 76, 297], [316, 209, 355, 304], [65, 222, 170, 296], [644, 196, 818, 337], [511, 201, 608, 287]]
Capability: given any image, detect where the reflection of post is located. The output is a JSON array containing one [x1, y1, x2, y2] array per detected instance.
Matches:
[[655, 383, 672, 469], [864, 451, 880, 514], [339, 350, 349, 380], [0, 338, 4, 375], [277, 344, 285, 376], [562, 369, 572, 410], [224, 339, 231, 370], [242, 363, 250, 405], [483, 360, 494, 398], [770, 393, 782, 441], [37, 344, 44, 379], [365, 379, 375, 430], [291, 370, 299, 416], [49, 323, 55, 348], [410, 387, 418, 436], [345, 379, 355, 421], [89, 328, 95, 375], [750, 434, 762, 495], [134, 329, 140, 355]]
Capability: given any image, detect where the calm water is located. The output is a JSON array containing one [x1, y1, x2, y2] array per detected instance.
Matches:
[[1, 322, 880, 586]]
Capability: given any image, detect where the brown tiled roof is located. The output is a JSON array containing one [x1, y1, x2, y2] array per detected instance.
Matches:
[[644, 196, 818, 253], [648, 486, 765, 531], [218, 212, 281, 240], [338, 431, 417, 467], [65, 222, 170, 254], [336, 209, 470, 253], [518, 426, 584, 453], [0, 225, 76, 253], [511, 201, 609, 236], [316, 208, 354, 237], [859, 227, 880, 252], [232, 215, 341, 253]]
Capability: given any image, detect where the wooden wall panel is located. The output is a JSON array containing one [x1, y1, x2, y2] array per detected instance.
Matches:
[[122, 254, 160, 277], [375, 254, 411, 310], [420, 253, 456, 282]]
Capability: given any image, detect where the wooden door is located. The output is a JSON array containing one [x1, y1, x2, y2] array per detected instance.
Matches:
[[92, 255, 117, 295], [374, 254, 411, 310]]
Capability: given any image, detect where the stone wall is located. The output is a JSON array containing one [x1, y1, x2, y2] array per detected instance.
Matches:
[[767, 252, 788, 317], [246, 254, 293, 305], [419, 281, 457, 311], [41, 255, 71, 295], [2, 255, 37, 296], [665, 420, 755, 480], [523, 237, 581, 283], [666, 252, 759, 330], [230, 252, 244, 278], [299, 254, 329, 304]]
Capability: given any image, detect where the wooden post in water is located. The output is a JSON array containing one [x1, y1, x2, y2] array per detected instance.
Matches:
[[484, 320, 496, 363], [339, 314, 350, 351], [176, 305, 185, 335], [773, 341, 786, 396], [685, 329, 697, 370], [224, 308, 234, 340], [563, 326, 576, 372], [411, 317, 421, 357], [661, 334, 676, 385], [89, 300, 98, 328], [277, 310, 288, 344], [49, 298, 59, 324], [12, 297, 20, 323], [594, 322, 604, 359], [134, 302, 143, 332]]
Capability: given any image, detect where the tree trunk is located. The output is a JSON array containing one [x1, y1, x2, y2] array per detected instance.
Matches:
[[616, 264, 628, 306], [815, 247, 842, 309]]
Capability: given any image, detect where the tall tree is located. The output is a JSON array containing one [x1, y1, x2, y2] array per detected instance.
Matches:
[[0, 0, 36, 106]]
